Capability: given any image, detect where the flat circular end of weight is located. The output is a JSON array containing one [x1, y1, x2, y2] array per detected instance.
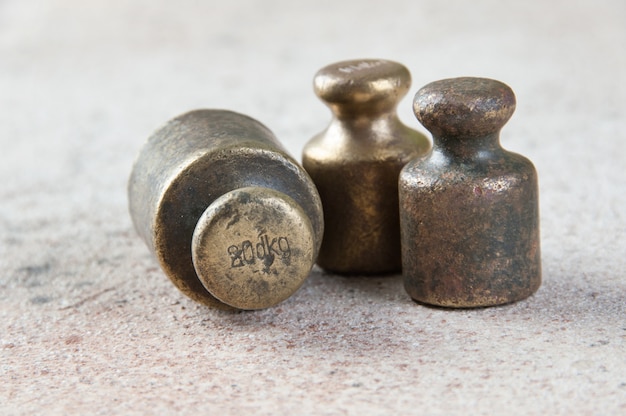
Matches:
[[413, 77, 516, 138], [191, 187, 315, 310]]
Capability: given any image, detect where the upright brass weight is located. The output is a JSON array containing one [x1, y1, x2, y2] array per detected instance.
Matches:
[[399, 77, 541, 307], [128, 110, 324, 310], [303, 59, 430, 274]]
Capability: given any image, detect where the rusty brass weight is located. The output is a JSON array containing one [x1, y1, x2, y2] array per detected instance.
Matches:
[[303, 59, 430, 275], [399, 77, 541, 307], [128, 110, 323, 310]]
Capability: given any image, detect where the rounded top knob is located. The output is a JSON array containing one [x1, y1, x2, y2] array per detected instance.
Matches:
[[314, 59, 411, 116], [413, 77, 516, 139], [191, 187, 315, 310]]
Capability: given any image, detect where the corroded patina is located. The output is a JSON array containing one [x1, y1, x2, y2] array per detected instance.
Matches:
[[129, 110, 323, 310], [303, 59, 430, 275], [399, 77, 541, 307]]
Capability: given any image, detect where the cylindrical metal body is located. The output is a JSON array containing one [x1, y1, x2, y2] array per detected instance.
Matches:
[[302, 59, 430, 275], [128, 109, 323, 310], [399, 77, 541, 307]]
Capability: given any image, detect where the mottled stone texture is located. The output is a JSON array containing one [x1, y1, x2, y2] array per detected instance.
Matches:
[[1, 1, 625, 415]]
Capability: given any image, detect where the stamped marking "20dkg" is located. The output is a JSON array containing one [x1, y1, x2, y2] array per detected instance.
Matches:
[[227, 234, 291, 271]]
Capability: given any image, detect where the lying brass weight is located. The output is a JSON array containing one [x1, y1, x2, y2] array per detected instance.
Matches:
[[399, 77, 541, 307], [302, 59, 430, 274], [128, 109, 324, 310]]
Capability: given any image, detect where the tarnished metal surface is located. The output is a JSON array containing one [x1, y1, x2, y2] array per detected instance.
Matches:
[[303, 59, 430, 275], [399, 77, 541, 307], [128, 109, 323, 310]]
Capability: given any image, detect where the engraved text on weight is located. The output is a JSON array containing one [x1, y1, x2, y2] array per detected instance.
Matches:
[[228, 234, 291, 269]]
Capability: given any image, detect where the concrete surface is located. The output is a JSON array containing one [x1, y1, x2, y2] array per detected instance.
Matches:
[[1, 0, 625, 414]]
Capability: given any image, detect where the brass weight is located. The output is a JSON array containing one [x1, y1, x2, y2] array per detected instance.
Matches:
[[302, 59, 431, 274], [128, 109, 324, 310], [399, 77, 541, 307]]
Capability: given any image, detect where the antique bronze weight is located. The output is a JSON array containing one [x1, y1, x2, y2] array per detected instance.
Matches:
[[399, 77, 541, 307], [303, 59, 430, 274], [128, 109, 324, 310]]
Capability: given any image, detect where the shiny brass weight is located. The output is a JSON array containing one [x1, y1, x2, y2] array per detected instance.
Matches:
[[399, 77, 541, 307], [128, 109, 324, 310], [303, 59, 430, 275]]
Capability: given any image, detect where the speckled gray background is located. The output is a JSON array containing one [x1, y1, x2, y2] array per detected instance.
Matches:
[[1, 0, 625, 414]]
